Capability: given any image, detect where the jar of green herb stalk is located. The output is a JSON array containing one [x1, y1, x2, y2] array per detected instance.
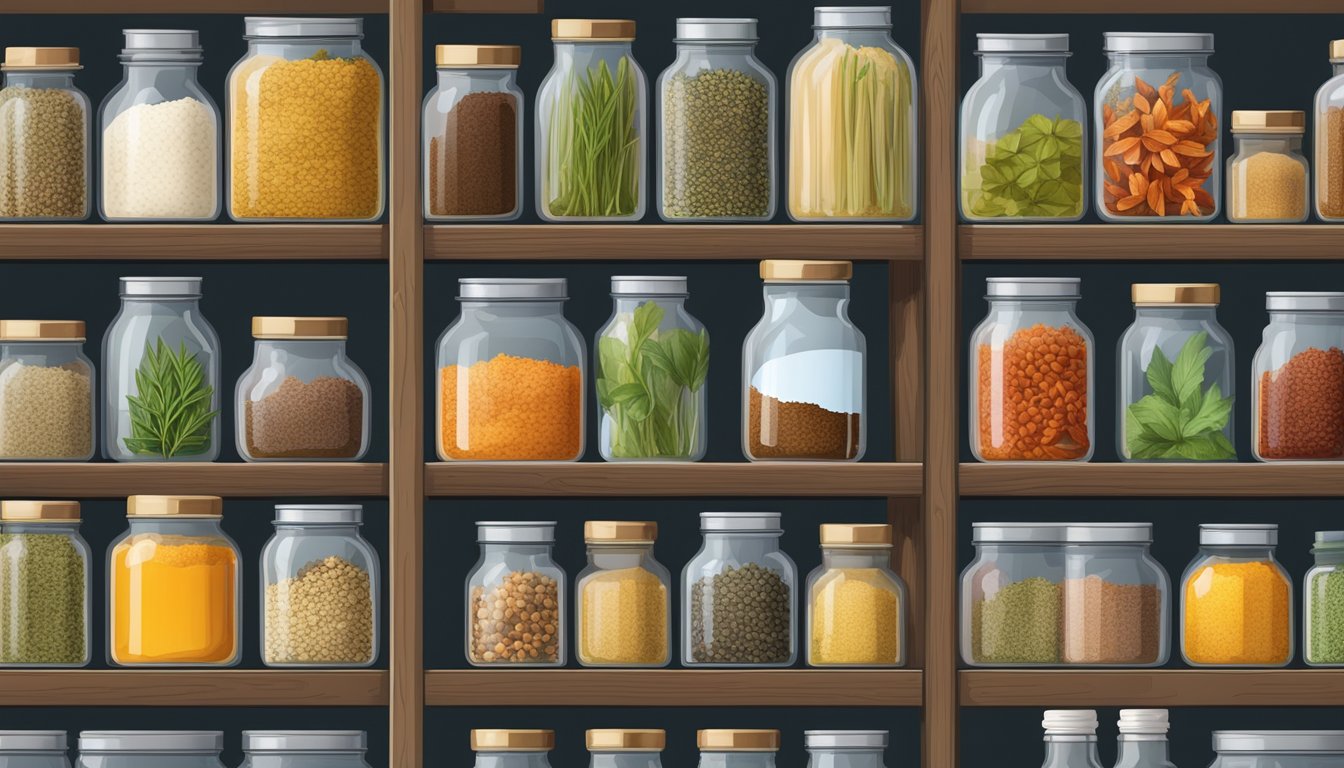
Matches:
[[1306, 531, 1344, 666], [0, 501, 90, 667]]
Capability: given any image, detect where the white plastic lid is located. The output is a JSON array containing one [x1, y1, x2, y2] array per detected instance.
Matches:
[[1200, 523, 1277, 546], [79, 732, 223, 753], [1213, 731, 1344, 753], [1065, 523, 1152, 544], [120, 277, 202, 297], [459, 278, 567, 301], [700, 511, 782, 532], [243, 731, 367, 752], [476, 521, 557, 543], [1266, 292, 1344, 312], [611, 276, 688, 295], [675, 18, 757, 42], [1118, 710, 1169, 735], [1042, 711, 1098, 736], [977, 33, 1069, 54], [814, 6, 891, 28], [972, 523, 1067, 543], [0, 732, 67, 752], [1104, 32, 1214, 53], [244, 17, 363, 38], [804, 731, 889, 749], [986, 277, 1081, 299], [275, 504, 362, 525]]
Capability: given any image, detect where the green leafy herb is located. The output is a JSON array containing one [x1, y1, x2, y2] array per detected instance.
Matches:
[[1124, 331, 1235, 461], [545, 57, 640, 218], [963, 114, 1084, 219], [123, 339, 217, 459]]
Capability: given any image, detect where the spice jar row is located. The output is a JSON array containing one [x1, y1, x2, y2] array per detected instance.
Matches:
[[0, 498, 379, 668], [0, 731, 372, 768], [466, 516, 907, 668]]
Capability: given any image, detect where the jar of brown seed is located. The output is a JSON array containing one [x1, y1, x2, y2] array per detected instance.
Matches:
[[466, 521, 566, 666], [0, 47, 90, 221]]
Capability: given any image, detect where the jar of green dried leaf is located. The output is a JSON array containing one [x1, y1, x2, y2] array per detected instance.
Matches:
[[0, 500, 90, 667], [961, 523, 1066, 666]]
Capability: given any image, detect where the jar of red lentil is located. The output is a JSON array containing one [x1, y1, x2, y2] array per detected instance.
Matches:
[[1253, 292, 1344, 462], [969, 277, 1093, 462]]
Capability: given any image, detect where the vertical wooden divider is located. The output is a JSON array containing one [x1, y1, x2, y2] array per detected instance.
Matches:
[[889, 262, 925, 667]]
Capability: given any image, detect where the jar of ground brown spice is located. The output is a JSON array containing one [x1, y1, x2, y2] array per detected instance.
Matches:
[[1253, 292, 1344, 462], [1062, 523, 1169, 667]]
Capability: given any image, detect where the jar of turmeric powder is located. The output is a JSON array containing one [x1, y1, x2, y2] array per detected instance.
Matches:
[[576, 521, 670, 667], [1180, 524, 1293, 667], [805, 523, 906, 667], [1252, 293, 1344, 462]]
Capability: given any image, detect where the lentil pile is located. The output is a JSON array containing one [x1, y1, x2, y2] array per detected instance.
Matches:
[[690, 562, 792, 664], [809, 568, 901, 665], [111, 537, 237, 664], [0, 532, 85, 664], [578, 566, 667, 665], [0, 85, 86, 218], [264, 555, 374, 665], [1062, 576, 1162, 665], [970, 576, 1061, 664], [1320, 107, 1344, 219], [0, 363, 91, 459], [245, 375, 364, 459], [102, 97, 217, 219], [1183, 561, 1291, 665], [1257, 347, 1344, 459], [1308, 568, 1344, 664], [662, 68, 770, 219], [427, 92, 517, 217], [439, 354, 582, 460], [747, 387, 861, 460], [977, 323, 1090, 460], [1229, 151, 1306, 221], [469, 570, 560, 664]]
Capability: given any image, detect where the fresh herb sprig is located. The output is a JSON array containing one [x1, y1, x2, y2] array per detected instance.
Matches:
[[545, 57, 640, 218], [124, 339, 217, 459], [1125, 331, 1234, 461]]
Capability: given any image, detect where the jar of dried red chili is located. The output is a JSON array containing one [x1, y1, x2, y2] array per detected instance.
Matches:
[[1253, 292, 1344, 462]]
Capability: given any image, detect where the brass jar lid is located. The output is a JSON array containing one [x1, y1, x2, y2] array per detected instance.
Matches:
[[584, 520, 657, 543], [1, 501, 80, 522], [1231, 110, 1305, 135], [1131, 283, 1220, 306], [760, 260, 853, 282], [0, 320, 85, 341], [252, 317, 348, 340], [1332, 39, 1344, 61], [586, 730, 666, 751], [3, 47, 81, 70], [698, 730, 781, 752], [127, 495, 223, 518], [470, 731, 555, 751], [552, 19, 635, 41], [435, 44, 520, 68], [820, 523, 893, 547]]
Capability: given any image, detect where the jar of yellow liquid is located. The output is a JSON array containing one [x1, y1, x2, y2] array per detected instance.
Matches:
[[806, 523, 906, 667]]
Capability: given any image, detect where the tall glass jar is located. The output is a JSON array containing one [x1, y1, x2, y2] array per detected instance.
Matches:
[[0, 501, 89, 667], [436, 279, 585, 461], [787, 7, 916, 221], [1094, 32, 1221, 222], [1035, 712, 1102, 768], [99, 30, 220, 222], [237, 317, 370, 461], [969, 277, 1093, 462], [423, 45, 522, 221], [471, 731, 554, 768], [658, 18, 775, 222], [1305, 531, 1344, 666], [1062, 524, 1169, 667], [227, 17, 384, 222], [465, 522, 565, 666], [77, 733, 223, 768], [697, 731, 779, 768], [1209, 732, 1344, 768], [1316, 39, 1344, 220], [1228, 110, 1308, 223], [683, 512, 797, 667], [537, 20, 646, 221], [261, 505, 378, 668], [960, 34, 1086, 222], [804, 731, 889, 768], [806, 524, 906, 667], [0, 321, 94, 461], [1181, 524, 1292, 667], [1252, 293, 1344, 462], [1118, 284, 1234, 462], [596, 276, 708, 461], [960, 523, 1066, 666], [0, 47, 90, 221], [102, 277, 220, 462], [240, 732, 371, 768], [743, 260, 865, 461], [0, 732, 69, 768], [108, 496, 240, 667], [587, 730, 664, 768], [577, 521, 670, 667], [1113, 710, 1176, 768]]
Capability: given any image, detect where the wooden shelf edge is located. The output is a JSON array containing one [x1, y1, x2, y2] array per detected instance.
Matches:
[[429, 0, 540, 10], [961, 670, 1344, 706], [961, 0, 1340, 11], [959, 224, 1344, 261], [0, 1, 389, 10], [0, 225, 387, 261], [960, 462, 1344, 497], [0, 670, 388, 706], [0, 463, 388, 497]]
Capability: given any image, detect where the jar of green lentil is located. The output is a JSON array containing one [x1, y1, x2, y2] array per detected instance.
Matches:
[[1305, 531, 1344, 666], [0, 501, 90, 667], [0, 47, 91, 221], [960, 522, 1066, 666]]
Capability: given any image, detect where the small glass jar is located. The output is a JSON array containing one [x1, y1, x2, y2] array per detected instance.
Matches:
[[471, 731, 554, 768], [969, 278, 1093, 462], [261, 505, 378, 667], [587, 730, 664, 768], [436, 278, 585, 461], [961, 523, 1066, 666], [1252, 293, 1344, 462], [1114, 710, 1176, 768], [806, 524, 906, 667], [786, 7, 916, 221], [537, 20, 646, 221], [465, 522, 565, 666], [1094, 33, 1221, 222], [0, 502, 89, 667], [697, 730, 779, 768], [805, 731, 889, 768], [98, 30, 220, 222], [237, 317, 370, 461], [657, 18, 775, 222], [0, 47, 90, 221], [1228, 110, 1308, 223], [1209, 732, 1344, 768], [0, 731, 69, 768], [102, 277, 220, 462], [683, 512, 797, 667], [1035, 712, 1103, 768], [108, 496, 240, 667], [240, 732, 371, 768], [423, 45, 522, 221], [1181, 524, 1293, 668], [743, 260, 865, 462], [227, 17, 384, 222], [577, 521, 670, 667], [1305, 531, 1344, 666], [1316, 39, 1344, 220], [1118, 284, 1235, 462], [0, 321, 94, 461], [960, 34, 1087, 222], [596, 276, 708, 462], [76, 732, 223, 768], [1062, 524, 1170, 667]]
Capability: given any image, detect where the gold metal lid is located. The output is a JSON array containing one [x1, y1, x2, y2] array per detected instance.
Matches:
[[435, 44, 520, 68], [760, 260, 852, 282], [3, 47, 81, 70], [470, 731, 555, 751], [1332, 39, 1344, 60], [820, 523, 893, 547], [1, 501, 80, 522], [586, 730, 666, 751], [1231, 110, 1305, 134], [697, 730, 781, 752], [127, 495, 223, 518], [252, 317, 348, 340], [552, 19, 635, 41], [584, 520, 657, 543], [1131, 283, 1220, 306], [0, 320, 85, 341]]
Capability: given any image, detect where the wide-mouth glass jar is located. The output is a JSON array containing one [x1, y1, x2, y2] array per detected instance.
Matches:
[[1209, 732, 1344, 768], [1253, 293, 1344, 462], [577, 521, 670, 667], [1228, 110, 1308, 223], [240, 731, 370, 768], [471, 731, 553, 768], [1305, 531, 1344, 666], [466, 521, 564, 666], [960, 33, 1086, 222], [0, 321, 94, 460], [1035, 711, 1103, 768], [806, 524, 906, 667], [0, 731, 69, 768], [587, 730, 664, 768], [1181, 523, 1292, 667], [0, 501, 89, 667], [1316, 39, 1344, 221], [1062, 523, 1169, 667], [697, 730, 779, 768], [804, 731, 889, 768], [961, 523, 1066, 666], [0, 47, 90, 221], [76, 732, 223, 768]]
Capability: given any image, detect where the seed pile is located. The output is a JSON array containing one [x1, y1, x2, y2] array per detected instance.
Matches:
[[264, 555, 373, 665], [245, 375, 364, 459], [662, 68, 770, 219], [747, 387, 861, 460], [469, 570, 560, 664], [690, 562, 792, 664], [809, 568, 901, 665], [1229, 151, 1306, 221], [1062, 576, 1161, 665], [578, 566, 667, 665], [0, 362, 91, 459], [102, 97, 217, 219], [1183, 561, 1291, 665], [1321, 108, 1344, 219], [0, 532, 85, 664], [427, 91, 517, 217], [0, 85, 86, 218], [970, 576, 1061, 664], [439, 354, 582, 460], [977, 324, 1089, 460], [1257, 347, 1344, 459], [1308, 568, 1344, 664]]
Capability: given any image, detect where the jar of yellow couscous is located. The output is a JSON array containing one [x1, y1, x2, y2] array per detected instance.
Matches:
[[805, 523, 906, 667], [226, 17, 384, 222]]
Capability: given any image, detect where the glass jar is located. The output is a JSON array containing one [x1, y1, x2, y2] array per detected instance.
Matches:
[[1118, 284, 1234, 462], [1094, 32, 1221, 222], [108, 496, 240, 666], [786, 7, 916, 221], [436, 278, 585, 461], [240, 732, 370, 768], [806, 524, 906, 667], [697, 730, 779, 768], [1114, 710, 1176, 768], [1316, 40, 1344, 220], [743, 260, 865, 461], [98, 30, 220, 222], [1252, 293, 1344, 462], [960, 523, 1066, 666], [0, 321, 94, 460], [1036, 712, 1103, 768], [1062, 524, 1169, 667], [237, 317, 370, 461], [657, 18, 775, 222], [960, 34, 1086, 222], [577, 521, 670, 667], [805, 731, 888, 768], [1305, 531, 1344, 666], [260, 505, 378, 667], [76, 733, 223, 768], [0, 47, 90, 221], [683, 512, 797, 667], [102, 277, 220, 462], [0, 732, 69, 768], [537, 19, 646, 221], [227, 17, 384, 222], [1181, 523, 1292, 667], [1228, 110, 1308, 223], [596, 276, 708, 462], [0, 502, 89, 667], [423, 45, 522, 221], [969, 278, 1093, 462], [1209, 732, 1344, 768], [587, 730, 664, 768], [465, 522, 564, 666]]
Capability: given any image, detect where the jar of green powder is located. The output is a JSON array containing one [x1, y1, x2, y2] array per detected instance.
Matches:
[[960, 522, 1066, 666], [1306, 530, 1344, 666], [0, 500, 89, 667]]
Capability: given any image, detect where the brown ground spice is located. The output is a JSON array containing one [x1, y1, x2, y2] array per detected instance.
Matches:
[[1322, 108, 1344, 219], [1258, 346, 1344, 459], [428, 91, 517, 217], [747, 386, 860, 460], [977, 323, 1089, 460], [245, 375, 364, 459], [1062, 575, 1161, 665]]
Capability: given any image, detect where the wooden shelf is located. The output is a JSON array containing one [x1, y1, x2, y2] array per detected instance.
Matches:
[[426, 462, 922, 497], [961, 670, 1344, 707], [960, 0, 1338, 11], [0, 0, 388, 10], [429, 0, 541, 10], [960, 224, 1344, 261], [0, 463, 387, 497], [425, 669, 922, 706], [0, 225, 386, 261], [0, 670, 387, 706], [961, 462, 1344, 497]]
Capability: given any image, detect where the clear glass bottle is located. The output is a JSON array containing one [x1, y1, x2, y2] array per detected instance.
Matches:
[[226, 17, 384, 222], [806, 524, 906, 667], [1252, 293, 1344, 462], [697, 730, 779, 768], [961, 523, 1066, 666], [1305, 531, 1344, 666], [102, 277, 220, 462], [1112, 710, 1176, 768], [0, 732, 69, 768], [743, 260, 865, 461], [236, 317, 370, 461], [1180, 524, 1292, 668], [682, 512, 797, 667], [0, 47, 90, 221], [960, 33, 1086, 222], [657, 18, 775, 222], [804, 731, 888, 768], [1315, 39, 1344, 220], [786, 7, 917, 221], [537, 19, 646, 221], [1037, 711, 1103, 768], [969, 277, 1093, 462], [1063, 524, 1170, 667], [587, 730, 664, 768], [436, 278, 585, 461], [577, 521, 670, 667], [470, 731, 554, 768], [260, 505, 378, 668], [1209, 732, 1344, 768], [0, 502, 89, 667], [240, 732, 371, 768], [0, 321, 95, 460], [1227, 110, 1308, 224], [465, 522, 565, 666], [1118, 284, 1234, 462], [596, 276, 708, 461], [76, 733, 224, 768], [99, 30, 220, 222], [423, 45, 523, 221], [1094, 33, 1220, 222]]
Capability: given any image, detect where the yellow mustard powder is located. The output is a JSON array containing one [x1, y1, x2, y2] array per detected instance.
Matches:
[[810, 567, 902, 665], [578, 566, 667, 665]]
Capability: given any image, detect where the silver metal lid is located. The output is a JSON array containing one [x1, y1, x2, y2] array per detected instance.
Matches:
[[121, 29, 202, 62], [476, 521, 557, 543], [1103, 32, 1214, 53], [977, 33, 1069, 54], [244, 17, 363, 38], [1266, 292, 1344, 312], [120, 277, 202, 297], [804, 731, 889, 749], [243, 732, 367, 752], [1317, 531, 1344, 545], [611, 276, 688, 295], [459, 278, 567, 301], [1065, 523, 1152, 544], [1200, 523, 1278, 546], [1213, 731, 1344, 753], [814, 6, 891, 28], [275, 504, 362, 525], [0, 732, 67, 752], [986, 277, 1081, 299], [1118, 710, 1169, 735], [675, 18, 757, 42], [700, 511, 782, 532], [78, 732, 223, 753], [973, 522, 1067, 543]]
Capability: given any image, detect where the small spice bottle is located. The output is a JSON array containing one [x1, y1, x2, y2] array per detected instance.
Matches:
[[0, 501, 90, 667], [0, 47, 90, 221], [804, 731, 890, 768], [76, 732, 224, 768], [1252, 292, 1344, 462], [960, 523, 1066, 666], [1305, 531, 1344, 666], [805, 524, 906, 667], [697, 730, 779, 768], [470, 730, 554, 768], [1315, 39, 1344, 220], [1228, 111, 1308, 223], [0, 731, 69, 768], [1034, 711, 1103, 768], [465, 521, 565, 666], [1113, 710, 1176, 768], [240, 731, 371, 768], [587, 730, 664, 768], [1180, 523, 1293, 667], [0, 321, 95, 461], [1061, 524, 1169, 667], [577, 521, 670, 667]]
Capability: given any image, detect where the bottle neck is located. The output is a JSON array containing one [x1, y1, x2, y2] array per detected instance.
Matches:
[[815, 28, 891, 47], [1200, 543, 1276, 560], [1115, 736, 1171, 766], [122, 61, 201, 90], [5, 70, 77, 89], [1234, 133, 1300, 154], [1314, 544, 1344, 567], [1106, 51, 1209, 69], [255, 338, 346, 361], [763, 283, 851, 320], [701, 531, 782, 558], [1, 521, 81, 535], [979, 53, 1068, 76], [614, 295, 686, 314], [674, 41, 756, 56], [435, 67, 517, 91], [987, 298, 1078, 313], [460, 299, 565, 319], [1133, 305, 1218, 320], [480, 542, 553, 556], [821, 547, 891, 569], [1041, 737, 1100, 768], [591, 752, 660, 768], [1334, 60, 1344, 76], [274, 522, 360, 536], [248, 38, 363, 59], [807, 749, 882, 768], [587, 542, 655, 569]]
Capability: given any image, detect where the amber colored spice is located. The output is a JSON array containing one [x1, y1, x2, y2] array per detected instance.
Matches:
[[1183, 560, 1291, 665], [245, 375, 364, 459], [1322, 108, 1344, 219], [1062, 575, 1161, 664], [747, 387, 860, 460], [976, 323, 1089, 460], [439, 353, 581, 460], [1258, 346, 1344, 459], [427, 91, 518, 217]]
